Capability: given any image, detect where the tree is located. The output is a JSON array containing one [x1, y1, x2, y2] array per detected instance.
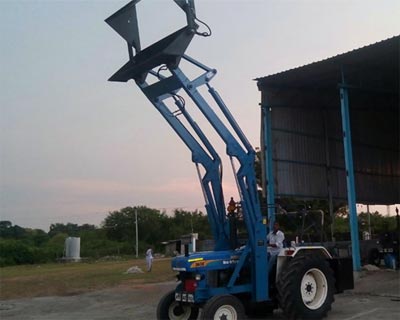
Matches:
[[102, 206, 169, 252], [0, 220, 12, 229], [45, 232, 68, 259], [103, 207, 136, 242], [102, 206, 211, 253], [0, 221, 29, 239], [31, 229, 50, 246], [0, 220, 13, 238], [0, 239, 34, 266], [168, 209, 211, 240], [48, 223, 80, 237], [48, 223, 96, 237]]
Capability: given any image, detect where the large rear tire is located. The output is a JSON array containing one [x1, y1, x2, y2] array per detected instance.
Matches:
[[157, 290, 199, 320], [200, 294, 246, 320], [277, 254, 335, 319]]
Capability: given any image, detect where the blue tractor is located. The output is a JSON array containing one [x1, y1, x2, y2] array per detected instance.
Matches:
[[105, 1, 354, 319]]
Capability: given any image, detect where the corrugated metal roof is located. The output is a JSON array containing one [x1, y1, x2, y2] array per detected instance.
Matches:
[[256, 35, 399, 91]]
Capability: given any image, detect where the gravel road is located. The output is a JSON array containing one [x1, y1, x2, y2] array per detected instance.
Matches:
[[1, 270, 399, 320]]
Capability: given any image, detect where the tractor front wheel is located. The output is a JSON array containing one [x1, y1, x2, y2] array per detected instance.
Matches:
[[200, 294, 246, 320], [156, 290, 199, 320], [277, 254, 335, 319]]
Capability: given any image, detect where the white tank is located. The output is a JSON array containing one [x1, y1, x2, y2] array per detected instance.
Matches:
[[65, 237, 81, 261]]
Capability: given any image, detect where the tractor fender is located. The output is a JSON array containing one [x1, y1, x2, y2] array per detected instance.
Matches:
[[290, 246, 333, 259], [276, 246, 332, 280]]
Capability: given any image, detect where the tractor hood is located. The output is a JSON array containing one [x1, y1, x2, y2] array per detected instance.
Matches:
[[171, 249, 244, 272]]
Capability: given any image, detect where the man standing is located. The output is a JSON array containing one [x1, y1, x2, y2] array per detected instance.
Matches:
[[267, 222, 285, 272], [145, 247, 153, 272]]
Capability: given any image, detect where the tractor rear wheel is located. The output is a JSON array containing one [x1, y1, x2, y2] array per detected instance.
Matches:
[[156, 290, 199, 320], [277, 254, 334, 319], [200, 294, 246, 320]]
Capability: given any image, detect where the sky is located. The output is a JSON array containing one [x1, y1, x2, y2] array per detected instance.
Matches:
[[1, 0, 399, 231]]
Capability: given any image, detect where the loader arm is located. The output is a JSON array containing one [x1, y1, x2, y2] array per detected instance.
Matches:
[[106, 0, 269, 301]]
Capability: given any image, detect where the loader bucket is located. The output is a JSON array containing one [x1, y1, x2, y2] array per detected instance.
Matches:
[[105, 0, 198, 83]]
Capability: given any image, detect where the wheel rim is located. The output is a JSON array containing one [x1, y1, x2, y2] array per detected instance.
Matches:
[[300, 268, 328, 310], [214, 304, 238, 320], [168, 301, 192, 320]]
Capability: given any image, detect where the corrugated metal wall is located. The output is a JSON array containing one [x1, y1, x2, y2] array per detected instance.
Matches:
[[349, 90, 399, 203], [261, 86, 399, 205]]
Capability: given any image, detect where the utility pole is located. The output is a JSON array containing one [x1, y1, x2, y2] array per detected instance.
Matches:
[[135, 208, 138, 258], [396, 207, 399, 269], [367, 204, 371, 238], [190, 212, 194, 234]]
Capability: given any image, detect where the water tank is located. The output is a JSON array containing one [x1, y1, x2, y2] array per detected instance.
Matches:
[[65, 237, 81, 261]]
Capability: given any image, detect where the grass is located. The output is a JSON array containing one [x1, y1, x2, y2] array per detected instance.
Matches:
[[0, 258, 176, 300]]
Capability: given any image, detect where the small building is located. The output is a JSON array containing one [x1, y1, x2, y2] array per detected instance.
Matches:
[[163, 233, 199, 256]]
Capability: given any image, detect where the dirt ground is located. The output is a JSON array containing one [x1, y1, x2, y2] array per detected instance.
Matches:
[[1, 269, 399, 320]]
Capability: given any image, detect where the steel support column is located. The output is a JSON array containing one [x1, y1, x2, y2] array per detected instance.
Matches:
[[339, 83, 361, 271], [261, 100, 275, 230]]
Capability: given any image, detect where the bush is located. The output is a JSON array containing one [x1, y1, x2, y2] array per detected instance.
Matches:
[[0, 239, 34, 266]]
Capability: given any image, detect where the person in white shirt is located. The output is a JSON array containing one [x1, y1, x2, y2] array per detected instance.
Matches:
[[145, 247, 153, 272], [267, 222, 285, 272]]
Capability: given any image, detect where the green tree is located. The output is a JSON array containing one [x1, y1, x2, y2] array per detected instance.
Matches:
[[0, 239, 34, 266], [103, 206, 169, 252], [0, 221, 13, 238], [79, 228, 129, 258], [48, 223, 80, 237], [44, 232, 68, 259], [31, 229, 50, 246], [168, 209, 211, 240], [0, 222, 28, 239]]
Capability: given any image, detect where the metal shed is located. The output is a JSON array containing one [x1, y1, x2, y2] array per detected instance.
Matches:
[[257, 35, 399, 271]]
